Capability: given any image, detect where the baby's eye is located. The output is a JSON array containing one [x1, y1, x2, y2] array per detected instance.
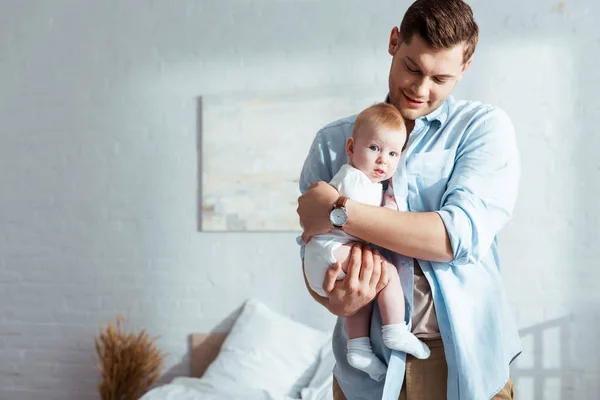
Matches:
[[369, 145, 379, 151], [390, 151, 398, 157]]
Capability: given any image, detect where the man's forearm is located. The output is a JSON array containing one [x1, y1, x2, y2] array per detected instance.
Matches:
[[343, 199, 454, 263]]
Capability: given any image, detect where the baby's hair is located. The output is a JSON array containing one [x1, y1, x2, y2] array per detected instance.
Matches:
[[353, 102, 405, 136]]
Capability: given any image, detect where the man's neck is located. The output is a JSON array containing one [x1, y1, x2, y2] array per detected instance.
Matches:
[[405, 119, 416, 134]]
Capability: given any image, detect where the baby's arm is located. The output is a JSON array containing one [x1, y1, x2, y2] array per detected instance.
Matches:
[[382, 180, 398, 210]]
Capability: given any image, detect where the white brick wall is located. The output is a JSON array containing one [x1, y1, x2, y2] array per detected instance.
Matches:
[[0, 1, 598, 399]]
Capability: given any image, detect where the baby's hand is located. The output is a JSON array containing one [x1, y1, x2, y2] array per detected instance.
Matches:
[[383, 193, 398, 210], [383, 179, 398, 210]]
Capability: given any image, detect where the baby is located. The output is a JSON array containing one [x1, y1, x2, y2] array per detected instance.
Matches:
[[303, 102, 430, 381]]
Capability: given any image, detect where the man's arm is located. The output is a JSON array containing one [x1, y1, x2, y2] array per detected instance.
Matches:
[[435, 109, 520, 265], [298, 182, 452, 262], [345, 170, 452, 261], [344, 204, 453, 262]]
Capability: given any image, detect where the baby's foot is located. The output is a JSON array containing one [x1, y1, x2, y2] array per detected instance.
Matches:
[[382, 324, 431, 359], [347, 337, 387, 381]]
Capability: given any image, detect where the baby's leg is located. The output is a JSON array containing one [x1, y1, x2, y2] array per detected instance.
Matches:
[[345, 302, 387, 381], [378, 263, 431, 359], [332, 242, 356, 275], [378, 263, 405, 324]]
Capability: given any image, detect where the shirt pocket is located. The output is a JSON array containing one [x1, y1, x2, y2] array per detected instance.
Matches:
[[407, 149, 454, 211]]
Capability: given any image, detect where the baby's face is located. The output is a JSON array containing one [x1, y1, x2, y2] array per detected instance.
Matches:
[[348, 124, 406, 183]]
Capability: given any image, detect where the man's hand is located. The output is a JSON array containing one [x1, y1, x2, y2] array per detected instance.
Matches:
[[322, 243, 390, 317], [297, 181, 340, 243]]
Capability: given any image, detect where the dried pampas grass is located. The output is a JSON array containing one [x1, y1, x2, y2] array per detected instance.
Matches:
[[95, 314, 168, 400]]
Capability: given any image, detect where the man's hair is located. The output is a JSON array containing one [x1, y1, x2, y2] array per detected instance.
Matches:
[[353, 102, 405, 136], [399, 0, 479, 63]]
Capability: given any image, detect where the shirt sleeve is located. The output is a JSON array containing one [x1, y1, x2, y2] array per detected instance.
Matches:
[[435, 108, 521, 265], [297, 129, 334, 259]]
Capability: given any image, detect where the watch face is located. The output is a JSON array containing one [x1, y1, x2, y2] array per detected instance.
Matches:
[[330, 207, 348, 227]]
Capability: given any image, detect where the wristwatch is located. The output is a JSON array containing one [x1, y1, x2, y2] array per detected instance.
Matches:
[[329, 196, 349, 229]]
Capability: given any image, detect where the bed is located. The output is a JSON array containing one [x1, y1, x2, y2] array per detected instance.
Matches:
[[140, 299, 335, 400]]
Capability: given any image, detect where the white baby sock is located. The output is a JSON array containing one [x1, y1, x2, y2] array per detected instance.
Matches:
[[382, 323, 431, 359], [346, 337, 387, 381]]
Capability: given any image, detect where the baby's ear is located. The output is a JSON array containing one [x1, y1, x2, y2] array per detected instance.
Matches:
[[345, 137, 354, 158]]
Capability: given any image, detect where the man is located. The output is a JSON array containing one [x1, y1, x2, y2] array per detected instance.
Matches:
[[296, 0, 521, 399]]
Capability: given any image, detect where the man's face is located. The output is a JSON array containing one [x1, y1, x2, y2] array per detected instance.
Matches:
[[387, 29, 472, 122]]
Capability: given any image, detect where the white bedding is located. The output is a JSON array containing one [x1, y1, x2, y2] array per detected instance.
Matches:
[[141, 299, 335, 400], [140, 378, 292, 400], [140, 376, 331, 400]]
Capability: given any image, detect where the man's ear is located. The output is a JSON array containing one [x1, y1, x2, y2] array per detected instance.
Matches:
[[346, 137, 354, 159], [388, 26, 400, 56], [457, 58, 473, 82]]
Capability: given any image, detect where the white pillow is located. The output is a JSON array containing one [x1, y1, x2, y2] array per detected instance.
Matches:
[[201, 298, 331, 398]]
